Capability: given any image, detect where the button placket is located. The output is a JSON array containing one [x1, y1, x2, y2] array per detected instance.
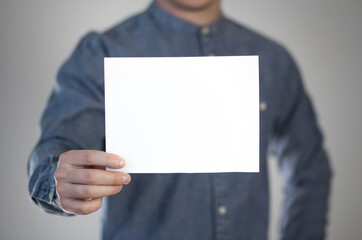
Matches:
[[199, 26, 215, 56], [213, 174, 232, 240]]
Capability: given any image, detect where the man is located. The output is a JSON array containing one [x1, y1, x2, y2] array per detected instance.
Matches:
[[27, 0, 332, 239]]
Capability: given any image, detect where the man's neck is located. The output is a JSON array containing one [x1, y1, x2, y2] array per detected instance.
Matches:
[[155, 0, 221, 26]]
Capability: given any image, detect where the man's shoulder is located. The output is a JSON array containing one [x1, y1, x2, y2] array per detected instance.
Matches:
[[103, 12, 146, 39], [223, 16, 291, 59], [70, 11, 149, 57], [222, 17, 301, 88]]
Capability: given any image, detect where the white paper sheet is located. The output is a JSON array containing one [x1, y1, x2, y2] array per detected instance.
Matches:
[[105, 56, 259, 173]]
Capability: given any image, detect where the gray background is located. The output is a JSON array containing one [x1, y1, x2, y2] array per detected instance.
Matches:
[[0, 0, 361, 239]]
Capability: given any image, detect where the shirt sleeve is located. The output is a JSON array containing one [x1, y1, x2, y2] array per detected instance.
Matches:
[[268, 51, 333, 240], [27, 32, 107, 215]]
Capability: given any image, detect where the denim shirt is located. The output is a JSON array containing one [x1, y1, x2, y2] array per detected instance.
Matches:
[[27, 2, 332, 240]]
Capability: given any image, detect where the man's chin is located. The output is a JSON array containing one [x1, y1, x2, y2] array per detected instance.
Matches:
[[166, 0, 217, 12]]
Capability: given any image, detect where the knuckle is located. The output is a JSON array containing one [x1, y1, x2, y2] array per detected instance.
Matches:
[[54, 170, 60, 181], [83, 152, 93, 165], [78, 203, 90, 215], [94, 199, 103, 211], [110, 186, 120, 195], [59, 151, 71, 163], [55, 183, 65, 195], [82, 186, 93, 198], [84, 171, 94, 183], [105, 154, 116, 169], [104, 155, 111, 165], [59, 197, 69, 210], [113, 173, 123, 185], [54, 170, 65, 182]]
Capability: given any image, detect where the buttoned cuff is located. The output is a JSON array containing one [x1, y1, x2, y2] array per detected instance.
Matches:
[[28, 156, 74, 216]]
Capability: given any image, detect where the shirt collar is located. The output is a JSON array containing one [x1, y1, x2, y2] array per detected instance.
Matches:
[[146, 1, 227, 35]]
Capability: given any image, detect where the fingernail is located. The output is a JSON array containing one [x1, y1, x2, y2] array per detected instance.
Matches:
[[122, 175, 130, 184], [118, 159, 124, 168]]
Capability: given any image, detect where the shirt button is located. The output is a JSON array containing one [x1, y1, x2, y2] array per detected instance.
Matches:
[[260, 101, 267, 111], [208, 53, 215, 56], [218, 205, 227, 215], [201, 26, 211, 35]]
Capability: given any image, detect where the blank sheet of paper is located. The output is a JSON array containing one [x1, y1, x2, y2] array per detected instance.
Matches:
[[105, 56, 259, 173]]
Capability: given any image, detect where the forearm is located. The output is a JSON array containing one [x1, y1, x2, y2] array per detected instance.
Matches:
[[27, 32, 106, 216], [279, 149, 332, 240], [270, 49, 333, 239]]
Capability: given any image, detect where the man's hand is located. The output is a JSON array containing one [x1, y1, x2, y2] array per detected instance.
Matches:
[[54, 150, 131, 215]]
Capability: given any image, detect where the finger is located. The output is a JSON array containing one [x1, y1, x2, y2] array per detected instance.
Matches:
[[59, 197, 103, 215], [60, 183, 123, 199], [66, 168, 131, 185], [61, 150, 125, 169]]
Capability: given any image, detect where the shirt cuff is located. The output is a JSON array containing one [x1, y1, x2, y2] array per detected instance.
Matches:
[[28, 155, 74, 216]]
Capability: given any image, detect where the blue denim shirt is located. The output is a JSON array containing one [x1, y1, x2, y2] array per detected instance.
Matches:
[[27, 2, 332, 240]]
